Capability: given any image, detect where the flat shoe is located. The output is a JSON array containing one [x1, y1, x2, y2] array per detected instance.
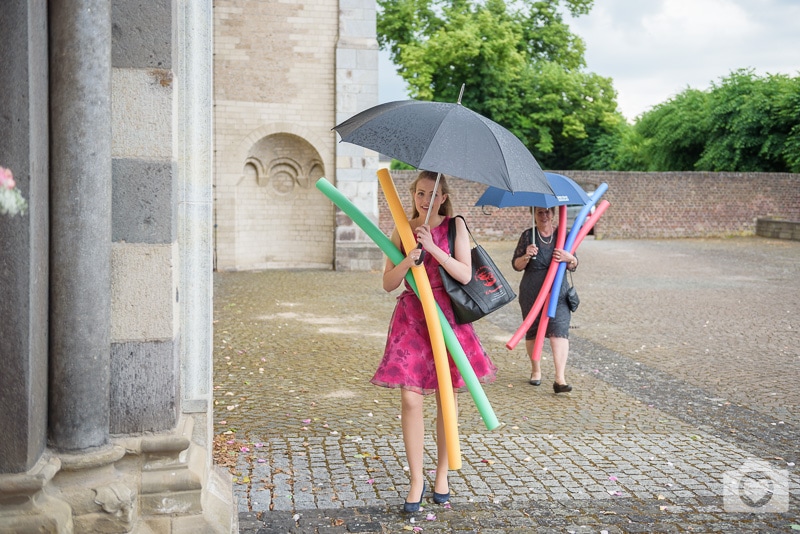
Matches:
[[403, 481, 426, 513], [432, 491, 450, 504], [553, 382, 573, 393], [528, 379, 541, 386]]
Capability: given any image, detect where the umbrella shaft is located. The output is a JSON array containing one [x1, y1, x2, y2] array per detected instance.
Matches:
[[423, 172, 442, 226]]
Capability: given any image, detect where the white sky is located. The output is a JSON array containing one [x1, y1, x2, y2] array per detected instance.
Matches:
[[378, 0, 800, 121]]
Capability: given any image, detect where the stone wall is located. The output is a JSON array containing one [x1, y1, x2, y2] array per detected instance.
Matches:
[[213, 0, 339, 270], [0, 2, 235, 532], [111, 2, 179, 434], [213, 0, 380, 272], [756, 217, 800, 241], [378, 170, 800, 241]]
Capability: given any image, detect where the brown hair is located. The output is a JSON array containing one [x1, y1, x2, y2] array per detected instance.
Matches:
[[408, 170, 454, 218], [531, 206, 556, 215]]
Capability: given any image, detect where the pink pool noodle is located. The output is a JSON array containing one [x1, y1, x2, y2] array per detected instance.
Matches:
[[527, 201, 610, 360], [506, 205, 568, 350]]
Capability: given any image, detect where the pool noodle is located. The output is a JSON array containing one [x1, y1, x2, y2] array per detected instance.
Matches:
[[572, 200, 610, 250], [529, 200, 611, 362], [376, 169, 461, 470], [546, 183, 609, 318], [315, 177, 500, 431], [530, 297, 551, 362], [505, 205, 568, 351]]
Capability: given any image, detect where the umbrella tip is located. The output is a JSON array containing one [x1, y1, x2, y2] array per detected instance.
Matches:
[[457, 83, 465, 104]]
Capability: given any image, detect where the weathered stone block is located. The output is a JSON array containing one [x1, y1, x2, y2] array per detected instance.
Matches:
[[113, 158, 177, 244]]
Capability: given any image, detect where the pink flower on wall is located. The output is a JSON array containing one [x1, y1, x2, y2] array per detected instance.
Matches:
[[0, 165, 28, 216], [0, 166, 15, 189]]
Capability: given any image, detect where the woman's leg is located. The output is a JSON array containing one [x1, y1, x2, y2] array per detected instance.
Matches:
[[434, 391, 458, 494], [527, 338, 541, 381], [550, 336, 569, 385], [401, 389, 425, 502]]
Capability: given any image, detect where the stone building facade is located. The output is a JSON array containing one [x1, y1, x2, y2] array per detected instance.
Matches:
[[0, 1, 233, 532], [213, 0, 383, 272], [1, 0, 384, 530]]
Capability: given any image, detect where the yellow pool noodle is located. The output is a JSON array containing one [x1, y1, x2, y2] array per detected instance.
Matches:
[[377, 168, 462, 470]]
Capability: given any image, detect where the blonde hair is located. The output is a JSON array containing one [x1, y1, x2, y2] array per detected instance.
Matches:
[[409, 170, 454, 218]]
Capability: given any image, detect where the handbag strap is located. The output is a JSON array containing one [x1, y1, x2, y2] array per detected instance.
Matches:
[[568, 269, 575, 287], [448, 215, 478, 252]]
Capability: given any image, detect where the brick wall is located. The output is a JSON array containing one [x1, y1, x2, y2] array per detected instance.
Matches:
[[379, 170, 800, 240]]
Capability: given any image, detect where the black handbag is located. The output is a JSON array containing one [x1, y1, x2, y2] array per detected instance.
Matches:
[[566, 270, 580, 312], [439, 216, 516, 324]]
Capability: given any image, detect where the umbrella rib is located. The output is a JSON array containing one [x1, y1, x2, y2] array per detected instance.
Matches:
[[482, 119, 515, 189]]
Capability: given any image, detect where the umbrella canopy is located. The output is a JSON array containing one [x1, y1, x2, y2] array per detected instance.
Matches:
[[475, 172, 591, 209], [333, 99, 553, 195]]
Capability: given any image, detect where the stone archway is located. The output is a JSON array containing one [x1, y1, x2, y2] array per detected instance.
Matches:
[[234, 133, 333, 269]]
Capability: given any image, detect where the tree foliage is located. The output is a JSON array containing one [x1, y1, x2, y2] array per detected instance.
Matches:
[[632, 88, 710, 171], [378, 2, 800, 172], [377, 0, 622, 169], [616, 69, 800, 172], [698, 70, 800, 172]]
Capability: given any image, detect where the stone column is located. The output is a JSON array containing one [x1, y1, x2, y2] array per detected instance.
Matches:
[[48, 0, 112, 450], [0, 0, 49, 474], [178, 0, 214, 416]]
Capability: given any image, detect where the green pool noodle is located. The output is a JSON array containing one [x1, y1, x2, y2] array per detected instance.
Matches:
[[316, 177, 501, 431]]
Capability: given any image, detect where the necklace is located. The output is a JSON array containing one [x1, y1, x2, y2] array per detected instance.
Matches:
[[536, 228, 553, 245]]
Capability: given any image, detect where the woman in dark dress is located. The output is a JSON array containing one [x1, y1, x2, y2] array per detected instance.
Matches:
[[511, 206, 578, 393]]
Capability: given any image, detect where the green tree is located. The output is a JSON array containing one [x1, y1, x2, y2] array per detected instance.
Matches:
[[697, 69, 800, 172], [575, 120, 646, 171], [781, 82, 800, 173], [377, 0, 621, 169], [632, 88, 711, 171], [621, 69, 800, 172]]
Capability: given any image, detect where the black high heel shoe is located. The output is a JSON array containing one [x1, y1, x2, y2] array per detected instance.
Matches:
[[403, 481, 426, 513], [553, 382, 572, 393], [432, 490, 450, 504]]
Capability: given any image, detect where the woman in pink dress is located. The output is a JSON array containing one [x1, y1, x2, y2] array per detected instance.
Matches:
[[371, 170, 497, 513]]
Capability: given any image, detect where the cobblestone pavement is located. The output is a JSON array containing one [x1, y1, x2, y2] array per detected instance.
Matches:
[[214, 237, 800, 533]]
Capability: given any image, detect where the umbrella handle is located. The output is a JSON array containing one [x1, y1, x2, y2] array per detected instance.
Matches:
[[414, 242, 425, 265], [415, 171, 441, 266]]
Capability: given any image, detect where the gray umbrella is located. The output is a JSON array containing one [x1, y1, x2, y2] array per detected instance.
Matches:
[[333, 96, 553, 195]]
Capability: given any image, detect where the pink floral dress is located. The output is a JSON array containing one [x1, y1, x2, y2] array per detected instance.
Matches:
[[371, 216, 497, 395]]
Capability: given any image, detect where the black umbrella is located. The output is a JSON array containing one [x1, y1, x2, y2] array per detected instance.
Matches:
[[333, 91, 553, 195]]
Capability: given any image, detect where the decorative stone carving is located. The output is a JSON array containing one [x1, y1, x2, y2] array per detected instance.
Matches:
[[243, 156, 266, 187], [93, 483, 134, 522], [267, 157, 302, 194]]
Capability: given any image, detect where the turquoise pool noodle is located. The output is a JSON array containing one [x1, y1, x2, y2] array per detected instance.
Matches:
[[316, 178, 500, 431]]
